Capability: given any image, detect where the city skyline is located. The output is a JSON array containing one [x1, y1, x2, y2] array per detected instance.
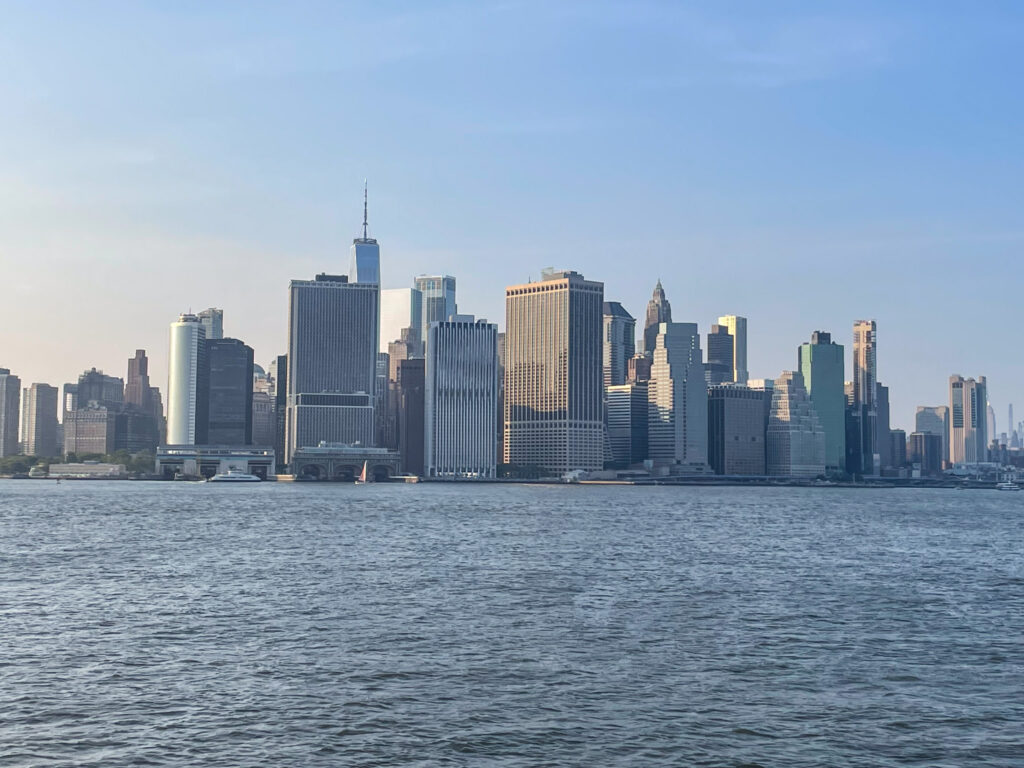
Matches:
[[3, 3, 1024, 434]]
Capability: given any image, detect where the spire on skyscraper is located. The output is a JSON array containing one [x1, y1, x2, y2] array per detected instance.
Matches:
[[362, 179, 368, 240]]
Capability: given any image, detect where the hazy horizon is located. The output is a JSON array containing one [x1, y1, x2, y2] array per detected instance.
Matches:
[[3, 1, 1023, 434]]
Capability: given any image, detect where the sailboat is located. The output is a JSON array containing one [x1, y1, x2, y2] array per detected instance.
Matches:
[[355, 460, 371, 485]]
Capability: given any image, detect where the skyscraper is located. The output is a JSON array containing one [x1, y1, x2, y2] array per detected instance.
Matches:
[[798, 331, 846, 473], [766, 371, 825, 477], [716, 315, 748, 384], [76, 369, 124, 409], [949, 375, 988, 465], [166, 314, 208, 445], [876, 382, 892, 471], [606, 383, 648, 468], [647, 322, 708, 470], [349, 183, 381, 284], [20, 383, 59, 457], [504, 270, 604, 474], [379, 287, 423, 354], [643, 280, 672, 355], [986, 403, 997, 448], [125, 350, 151, 410], [197, 308, 224, 341], [415, 275, 457, 347], [707, 384, 767, 475], [425, 315, 499, 478], [602, 301, 636, 389], [0, 368, 21, 457], [204, 338, 255, 445], [705, 324, 734, 386], [397, 358, 425, 476], [851, 319, 878, 475], [286, 274, 379, 462]]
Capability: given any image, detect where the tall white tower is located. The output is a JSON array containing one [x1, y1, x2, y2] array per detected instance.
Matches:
[[166, 314, 206, 445], [717, 315, 748, 384]]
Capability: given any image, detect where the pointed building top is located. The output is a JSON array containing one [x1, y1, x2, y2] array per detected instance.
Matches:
[[362, 179, 368, 240]]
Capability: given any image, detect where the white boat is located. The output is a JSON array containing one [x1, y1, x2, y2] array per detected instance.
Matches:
[[208, 469, 261, 483], [355, 460, 371, 485], [995, 481, 1020, 492]]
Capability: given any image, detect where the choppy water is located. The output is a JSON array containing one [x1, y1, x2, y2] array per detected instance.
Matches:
[[1, 481, 1023, 767]]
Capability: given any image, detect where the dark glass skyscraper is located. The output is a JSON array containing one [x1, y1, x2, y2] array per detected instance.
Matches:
[[705, 324, 734, 385], [204, 338, 254, 445]]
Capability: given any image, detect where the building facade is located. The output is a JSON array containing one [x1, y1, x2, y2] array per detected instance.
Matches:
[[716, 315, 748, 384], [415, 275, 457, 349], [205, 338, 255, 445], [286, 274, 379, 463], [425, 315, 499, 478], [767, 371, 826, 477], [705, 324, 734, 386], [397, 358, 425, 476], [602, 301, 636, 389], [379, 287, 423, 354], [647, 322, 708, 471], [606, 383, 648, 468], [21, 383, 59, 457], [708, 384, 767, 475], [504, 270, 604, 474], [798, 331, 846, 473], [0, 368, 21, 457], [851, 319, 878, 475], [166, 314, 208, 446], [197, 308, 224, 341], [915, 406, 949, 466], [949, 375, 988, 465]]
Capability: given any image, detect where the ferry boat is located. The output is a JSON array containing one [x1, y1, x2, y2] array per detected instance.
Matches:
[[208, 469, 261, 483], [995, 481, 1021, 492]]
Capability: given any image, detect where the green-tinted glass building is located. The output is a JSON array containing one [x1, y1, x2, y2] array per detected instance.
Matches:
[[798, 331, 846, 472]]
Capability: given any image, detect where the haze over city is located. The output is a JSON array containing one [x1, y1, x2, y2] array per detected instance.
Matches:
[[3, 1, 1023, 433]]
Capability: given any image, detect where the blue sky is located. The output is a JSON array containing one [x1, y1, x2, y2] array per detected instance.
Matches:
[[2, 1, 1023, 432]]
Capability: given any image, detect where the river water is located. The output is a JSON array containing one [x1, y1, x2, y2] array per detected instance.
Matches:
[[1, 481, 1022, 766]]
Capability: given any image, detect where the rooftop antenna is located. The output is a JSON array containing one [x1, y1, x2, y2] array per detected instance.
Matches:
[[362, 179, 368, 240]]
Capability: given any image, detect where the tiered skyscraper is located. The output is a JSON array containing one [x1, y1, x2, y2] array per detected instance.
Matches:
[[504, 270, 604, 474], [425, 315, 499, 478], [647, 322, 707, 471], [643, 280, 672, 355], [767, 371, 825, 477]]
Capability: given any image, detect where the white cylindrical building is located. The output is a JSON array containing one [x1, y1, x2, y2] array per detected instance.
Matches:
[[425, 315, 498, 478], [166, 314, 205, 445]]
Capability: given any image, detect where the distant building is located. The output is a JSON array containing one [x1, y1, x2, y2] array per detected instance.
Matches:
[[642, 280, 672, 356], [425, 315, 499, 478], [914, 406, 949, 465], [197, 308, 224, 341], [851, 320, 878, 475], [798, 331, 846, 473], [271, 354, 288, 469], [0, 368, 21, 457], [504, 270, 604, 474], [415, 275, 457, 350], [767, 371, 825, 477], [627, 354, 652, 383], [889, 428, 907, 469], [876, 381, 892, 470], [21, 383, 59, 457], [909, 431, 943, 477], [286, 274, 378, 463], [606, 383, 649, 468], [705, 324, 734, 386], [124, 349, 164, 448], [397, 358, 425, 476], [379, 287, 423, 354], [949, 375, 988, 465], [708, 385, 767, 475], [204, 338, 254, 445], [64, 406, 118, 455], [602, 302, 635, 389], [167, 314, 209, 445], [349, 184, 380, 285], [647, 322, 707, 471], [717, 315, 748, 384], [76, 368, 124, 409]]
